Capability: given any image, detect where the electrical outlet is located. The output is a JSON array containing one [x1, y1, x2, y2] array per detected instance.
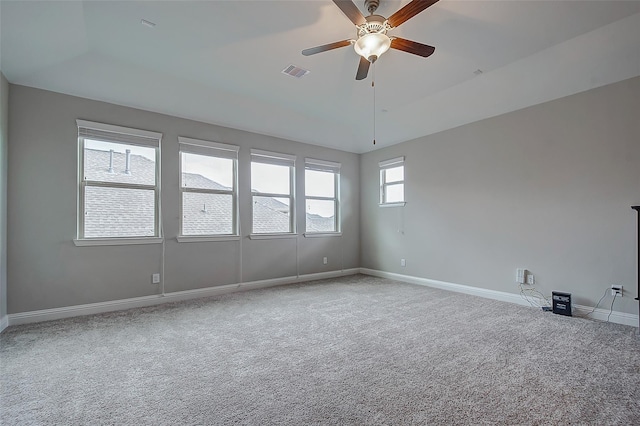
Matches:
[[152, 273, 160, 284], [400, 259, 406, 267], [611, 285, 623, 297], [323, 257, 328, 265], [516, 268, 526, 284], [527, 273, 535, 285]]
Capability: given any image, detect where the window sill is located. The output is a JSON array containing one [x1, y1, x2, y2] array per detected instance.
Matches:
[[73, 237, 164, 247], [303, 232, 342, 238], [177, 235, 240, 243], [379, 202, 406, 208], [249, 233, 297, 240]]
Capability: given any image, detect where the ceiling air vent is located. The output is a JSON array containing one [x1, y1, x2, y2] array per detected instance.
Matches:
[[282, 65, 310, 79], [140, 19, 156, 28]]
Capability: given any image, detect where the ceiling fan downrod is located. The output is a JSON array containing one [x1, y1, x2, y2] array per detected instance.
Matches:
[[364, 0, 380, 15]]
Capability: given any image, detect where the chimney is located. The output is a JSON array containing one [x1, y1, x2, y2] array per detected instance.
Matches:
[[108, 149, 114, 173], [125, 149, 131, 175]]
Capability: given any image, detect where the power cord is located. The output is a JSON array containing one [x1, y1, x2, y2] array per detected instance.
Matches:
[[579, 288, 608, 318], [607, 293, 618, 322], [519, 283, 551, 308], [579, 288, 619, 322]]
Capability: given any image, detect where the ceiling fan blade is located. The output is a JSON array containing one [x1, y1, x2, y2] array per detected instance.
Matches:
[[355, 56, 370, 80], [302, 40, 352, 56], [388, 0, 439, 28], [332, 0, 366, 26], [390, 37, 435, 57]]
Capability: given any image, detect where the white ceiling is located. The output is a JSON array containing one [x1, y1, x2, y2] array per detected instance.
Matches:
[[1, 1, 639, 153]]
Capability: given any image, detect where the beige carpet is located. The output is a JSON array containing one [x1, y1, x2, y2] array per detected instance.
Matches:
[[1, 274, 639, 425]]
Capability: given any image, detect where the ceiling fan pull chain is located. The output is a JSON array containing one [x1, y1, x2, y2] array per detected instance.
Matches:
[[372, 62, 376, 145]]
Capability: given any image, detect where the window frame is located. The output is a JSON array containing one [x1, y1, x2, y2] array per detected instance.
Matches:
[[250, 149, 296, 237], [177, 137, 239, 242], [74, 119, 163, 246], [304, 158, 341, 236], [379, 156, 406, 207]]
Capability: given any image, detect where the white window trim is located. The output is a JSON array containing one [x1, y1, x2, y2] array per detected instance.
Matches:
[[379, 156, 404, 169], [250, 149, 296, 235], [304, 158, 341, 234], [76, 120, 162, 245], [176, 235, 240, 243], [251, 149, 296, 164], [303, 232, 343, 238], [178, 137, 239, 153], [76, 120, 162, 143], [178, 137, 239, 239], [73, 237, 163, 247], [249, 233, 298, 240], [305, 158, 341, 173], [379, 156, 405, 206], [378, 202, 406, 208]]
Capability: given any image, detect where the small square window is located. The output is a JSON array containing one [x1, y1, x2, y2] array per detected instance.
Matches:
[[380, 157, 405, 206]]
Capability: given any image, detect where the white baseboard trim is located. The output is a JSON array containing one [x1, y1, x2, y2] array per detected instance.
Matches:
[[572, 304, 639, 327], [8, 268, 635, 330], [7, 294, 166, 327], [359, 268, 639, 328], [6, 268, 360, 328], [0, 315, 8, 333]]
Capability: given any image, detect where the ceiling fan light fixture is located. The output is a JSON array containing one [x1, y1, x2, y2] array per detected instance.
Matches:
[[354, 33, 391, 62]]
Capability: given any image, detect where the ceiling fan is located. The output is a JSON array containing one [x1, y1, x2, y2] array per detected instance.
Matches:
[[302, 0, 439, 80]]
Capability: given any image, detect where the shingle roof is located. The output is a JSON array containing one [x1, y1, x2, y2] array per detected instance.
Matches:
[[305, 214, 335, 233], [252, 197, 291, 233], [182, 173, 229, 191], [84, 150, 155, 237], [83, 148, 334, 236]]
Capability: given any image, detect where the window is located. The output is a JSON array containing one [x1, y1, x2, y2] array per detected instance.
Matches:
[[250, 149, 296, 234], [380, 156, 405, 206], [76, 120, 162, 243], [178, 137, 239, 239], [305, 158, 340, 234]]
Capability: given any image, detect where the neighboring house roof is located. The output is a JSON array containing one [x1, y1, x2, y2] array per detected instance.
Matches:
[[84, 149, 156, 237], [182, 173, 229, 191], [305, 214, 335, 233], [252, 197, 290, 234], [83, 149, 335, 236], [84, 148, 156, 186]]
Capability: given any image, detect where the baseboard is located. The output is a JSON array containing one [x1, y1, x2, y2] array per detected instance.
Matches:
[[360, 268, 528, 306], [6, 268, 360, 328], [0, 315, 8, 333], [7, 294, 166, 327], [359, 268, 639, 327], [573, 305, 639, 327], [9, 268, 633, 329]]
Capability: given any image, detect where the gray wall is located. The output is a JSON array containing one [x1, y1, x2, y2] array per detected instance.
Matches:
[[8, 85, 360, 313], [0, 73, 8, 320], [361, 77, 640, 315]]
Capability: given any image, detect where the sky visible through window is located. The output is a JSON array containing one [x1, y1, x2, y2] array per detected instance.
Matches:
[[182, 153, 233, 188]]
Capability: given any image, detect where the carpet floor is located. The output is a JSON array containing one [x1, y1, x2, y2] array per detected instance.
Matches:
[[1, 274, 639, 425]]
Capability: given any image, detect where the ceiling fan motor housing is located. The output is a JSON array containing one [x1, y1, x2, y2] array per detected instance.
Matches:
[[364, 0, 380, 14], [357, 15, 390, 38]]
